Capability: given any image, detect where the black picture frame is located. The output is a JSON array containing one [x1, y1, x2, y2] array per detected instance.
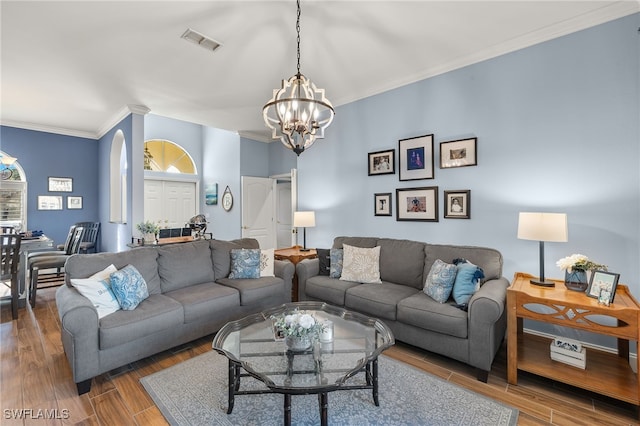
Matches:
[[444, 190, 470, 219], [67, 196, 83, 210], [396, 186, 438, 222], [399, 134, 434, 181], [374, 193, 392, 216], [368, 149, 395, 176], [586, 270, 619, 305], [48, 176, 73, 192], [440, 137, 477, 169]]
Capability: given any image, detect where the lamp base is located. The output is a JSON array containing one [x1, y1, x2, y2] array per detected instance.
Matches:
[[529, 279, 555, 287]]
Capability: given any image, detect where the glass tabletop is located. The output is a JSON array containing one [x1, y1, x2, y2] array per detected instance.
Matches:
[[212, 302, 395, 391]]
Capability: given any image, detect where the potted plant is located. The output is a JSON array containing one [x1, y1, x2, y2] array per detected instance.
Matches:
[[556, 254, 607, 291], [271, 309, 324, 351], [136, 221, 160, 245]]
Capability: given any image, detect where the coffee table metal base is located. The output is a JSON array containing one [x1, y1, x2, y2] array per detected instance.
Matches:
[[225, 357, 381, 426]]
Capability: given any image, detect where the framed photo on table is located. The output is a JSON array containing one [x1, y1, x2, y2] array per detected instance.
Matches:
[[368, 150, 395, 176], [586, 270, 619, 305], [440, 137, 477, 169], [399, 134, 434, 181], [444, 190, 470, 219], [374, 193, 392, 216], [396, 186, 438, 222]]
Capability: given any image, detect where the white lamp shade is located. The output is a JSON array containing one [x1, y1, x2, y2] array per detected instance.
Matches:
[[517, 212, 568, 242], [293, 211, 316, 228]]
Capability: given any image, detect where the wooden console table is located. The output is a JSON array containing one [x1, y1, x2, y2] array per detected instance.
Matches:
[[507, 272, 640, 410], [274, 246, 317, 302]]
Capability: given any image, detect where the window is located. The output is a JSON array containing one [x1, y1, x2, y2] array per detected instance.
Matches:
[[143, 140, 196, 174], [0, 153, 26, 231]]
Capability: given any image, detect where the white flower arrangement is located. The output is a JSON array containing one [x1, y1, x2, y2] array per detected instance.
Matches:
[[136, 220, 160, 235], [556, 254, 606, 273], [272, 309, 324, 338]]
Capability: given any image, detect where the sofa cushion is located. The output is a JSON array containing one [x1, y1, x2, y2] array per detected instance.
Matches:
[[345, 283, 418, 321], [228, 249, 261, 279], [340, 244, 381, 283], [397, 292, 468, 339], [423, 259, 457, 303], [260, 248, 275, 277], [210, 238, 260, 279], [330, 248, 343, 278], [70, 264, 120, 319], [165, 282, 240, 323], [99, 294, 183, 349], [65, 247, 162, 295], [110, 265, 149, 310], [306, 276, 360, 306], [216, 276, 284, 305], [378, 238, 426, 289], [424, 244, 502, 282], [332, 236, 379, 249], [452, 261, 484, 305], [158, 239, 214, 292], [316, 248, 331, 276]]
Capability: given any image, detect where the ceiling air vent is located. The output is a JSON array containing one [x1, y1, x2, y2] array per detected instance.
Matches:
[[181, 28, 222, 53]]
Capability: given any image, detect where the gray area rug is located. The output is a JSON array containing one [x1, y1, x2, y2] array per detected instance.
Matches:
[[140, 351, 518, 426]]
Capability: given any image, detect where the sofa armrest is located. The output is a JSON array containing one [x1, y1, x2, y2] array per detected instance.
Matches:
[[55, 285, 101, 383], [274, 259, 295, 302], [467, 277, 509, 371], [296, 258, 320, 300]]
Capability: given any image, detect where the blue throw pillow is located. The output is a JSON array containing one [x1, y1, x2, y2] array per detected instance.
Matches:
[[329, 248, 343, 278], [229, 248, 261, 279], [110, 264, 149, 310], [423, 259, 457, 303], [452, 262, 485, 305]]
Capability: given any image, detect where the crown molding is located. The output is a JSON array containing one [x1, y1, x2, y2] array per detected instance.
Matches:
[[0, 119, 99, 140], [238, 130, 272, 143], [95, 104, 151, 139]]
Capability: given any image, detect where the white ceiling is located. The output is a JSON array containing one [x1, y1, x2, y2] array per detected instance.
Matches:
[[1, 1, 637, 141]]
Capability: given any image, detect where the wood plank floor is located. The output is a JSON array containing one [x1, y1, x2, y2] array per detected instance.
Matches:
[[1, 286, 638, 425]]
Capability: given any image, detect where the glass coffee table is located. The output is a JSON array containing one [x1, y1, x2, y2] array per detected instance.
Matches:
[[212, 301, 395, 426]]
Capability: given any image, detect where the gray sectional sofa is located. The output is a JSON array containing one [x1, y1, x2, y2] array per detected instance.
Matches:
[[296, 236, 509, 381], [56, 238, 294, 394]]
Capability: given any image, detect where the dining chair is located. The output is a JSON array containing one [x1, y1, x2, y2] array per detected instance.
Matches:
[[1, 233, 22, 320], [29, 226, 84, 308]]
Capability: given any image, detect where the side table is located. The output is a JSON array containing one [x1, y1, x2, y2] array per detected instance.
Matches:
[[274, 246, 317, 302], [507, 272, 640, 412]]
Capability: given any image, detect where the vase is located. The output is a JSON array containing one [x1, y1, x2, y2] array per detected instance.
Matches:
[[564, 270, 588, 291], [285, 335, 311, 351], [143, 233, 156, 245]]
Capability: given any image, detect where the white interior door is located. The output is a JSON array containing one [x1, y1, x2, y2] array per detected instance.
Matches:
[[276, 181, 292, 248], [144, 179, 197, 228], [241, 176, 276, 249]]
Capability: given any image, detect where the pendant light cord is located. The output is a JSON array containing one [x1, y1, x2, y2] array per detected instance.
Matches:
[[296, 0, 301, 76]]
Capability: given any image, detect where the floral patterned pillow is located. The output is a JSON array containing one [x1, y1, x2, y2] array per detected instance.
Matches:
[[229, 248, 261, 279], [339, 244, 382, 284], [110, 264, 149, 310], [260, 248, 275, 277], [423, 259, 457, 303], [329, 248, 343, 278]]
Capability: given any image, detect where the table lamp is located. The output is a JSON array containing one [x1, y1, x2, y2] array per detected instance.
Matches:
[[293, 211, 315, 251], [517, 212, 568, 287]]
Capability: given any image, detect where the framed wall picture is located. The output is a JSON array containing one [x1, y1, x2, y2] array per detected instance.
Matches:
[[368, 149, 395, 176], [205, 182, 218, 205], [444, 190, 470, 219], [399, 134, 434, 181], [374, 193, 392, 216], [586, 270, 619, 305], [396, 186, 438, 221], [48, 176, 73, 192], [67, 196, 83, 210], [440, 137, 477, 169], [38, 195, 63, 210]]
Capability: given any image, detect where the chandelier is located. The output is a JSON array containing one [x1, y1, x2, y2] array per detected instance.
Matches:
[[263, 0, 334, 156]]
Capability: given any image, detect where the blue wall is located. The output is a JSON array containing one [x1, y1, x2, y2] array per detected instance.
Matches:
[[298, 14, 640, 307], [0, 126, 99, 246]]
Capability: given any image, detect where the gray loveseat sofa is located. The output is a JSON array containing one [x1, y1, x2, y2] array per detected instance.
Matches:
[[56, 238, 294, 394], [296, 236, 509, 381]]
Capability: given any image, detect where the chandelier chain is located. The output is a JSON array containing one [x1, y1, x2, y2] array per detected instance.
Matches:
[[296, 0, 301, 75]]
